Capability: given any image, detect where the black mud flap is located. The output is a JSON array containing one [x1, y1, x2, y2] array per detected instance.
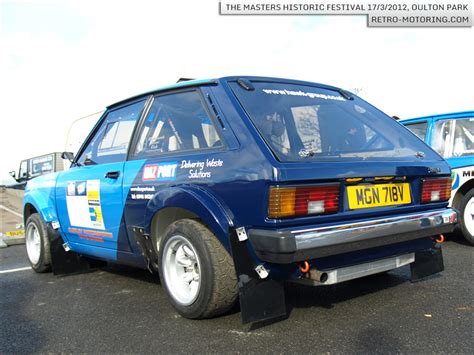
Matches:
[[229, 228, 287, 324], [410, 245, 444, 282], [132, 226, 159, 273], [47, 224, 106, 276]]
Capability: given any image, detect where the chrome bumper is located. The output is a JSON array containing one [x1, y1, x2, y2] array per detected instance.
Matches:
[[248, 208, 457, 263]]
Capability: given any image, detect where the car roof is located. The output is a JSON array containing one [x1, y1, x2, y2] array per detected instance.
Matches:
[[107, 76, 346, 109], [400, 111, 474, 123]]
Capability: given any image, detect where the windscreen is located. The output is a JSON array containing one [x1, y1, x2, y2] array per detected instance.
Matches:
[[230, 81, 440, 162]]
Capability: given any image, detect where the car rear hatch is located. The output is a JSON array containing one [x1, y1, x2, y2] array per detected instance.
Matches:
[[227, 77, 451, 226]]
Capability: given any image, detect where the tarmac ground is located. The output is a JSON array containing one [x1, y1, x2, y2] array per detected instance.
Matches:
[[0, 233, 472, 353]]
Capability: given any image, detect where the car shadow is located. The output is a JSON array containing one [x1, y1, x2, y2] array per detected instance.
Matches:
[[284, 270, 408, 311], [100, 262, 411, 326], [445, 231, 472, 246], [104, 263, 160, 284]]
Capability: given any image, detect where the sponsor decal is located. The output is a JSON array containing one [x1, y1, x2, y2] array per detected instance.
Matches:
[[130, 185, 156, 200], [181, 158, 224, 179], [452, 171, 460, 190], [142, 162, 178, 181], [67, 227, 113, 242], [262, 88, 345, 101], [66, 180, 105, 230]]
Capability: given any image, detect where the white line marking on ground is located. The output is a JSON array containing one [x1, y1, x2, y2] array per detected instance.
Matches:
[[0, 205, 23, 218], [0, 266, 31, 274]]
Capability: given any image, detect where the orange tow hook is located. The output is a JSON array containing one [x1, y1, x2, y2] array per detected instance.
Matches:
[[435, 234, 445, 244], [299, 260, 310, 273]]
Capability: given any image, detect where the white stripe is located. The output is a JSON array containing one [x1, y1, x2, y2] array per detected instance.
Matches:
[[0, 266, 32, 274], [0, 205, 23, 218]]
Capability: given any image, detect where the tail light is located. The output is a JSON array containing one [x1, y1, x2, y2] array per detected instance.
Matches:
[[268, 184, 340, 219], [421, 178, 452, 203]]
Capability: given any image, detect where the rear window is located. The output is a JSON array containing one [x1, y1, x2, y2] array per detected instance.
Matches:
[[230, 81, 440, 162]]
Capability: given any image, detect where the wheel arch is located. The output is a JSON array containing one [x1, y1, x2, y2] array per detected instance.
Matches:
[[23, 193, 58, 226], [145, 186, 235, 253], [23, 202, 38, 224], [452, 179, 474, 210]]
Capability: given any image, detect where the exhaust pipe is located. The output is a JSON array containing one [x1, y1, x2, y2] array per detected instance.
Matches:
[[306, 269, 328, 283]]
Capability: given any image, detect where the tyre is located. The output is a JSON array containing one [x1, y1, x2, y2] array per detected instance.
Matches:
[[459, 189, 474, 245], [25, 214, 52, 272], [158, 219, 238, 319]]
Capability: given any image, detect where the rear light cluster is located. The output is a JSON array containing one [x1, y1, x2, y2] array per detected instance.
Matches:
[[268, 184, 340, 219], [421, 178, 452, 203]]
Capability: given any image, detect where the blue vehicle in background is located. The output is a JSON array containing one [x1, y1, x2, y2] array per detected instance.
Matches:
[[401, 112, 474, 245], [23, 77, 457, 324]]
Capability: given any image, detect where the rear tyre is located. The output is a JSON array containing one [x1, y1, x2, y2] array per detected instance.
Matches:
[[25, 213, 51, 272], [459, 189, 474, 245], [158, 219, 238, 319]]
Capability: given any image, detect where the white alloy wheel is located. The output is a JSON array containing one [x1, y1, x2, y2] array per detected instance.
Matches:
[[26, 222, 41, 265], [162, 235, 202, 306]]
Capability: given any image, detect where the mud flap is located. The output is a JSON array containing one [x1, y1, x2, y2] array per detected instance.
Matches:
[[47, 223, 106, 276], [229, 228, 287, 324], [410, 245, 444, 282], [132, 226, 158, 273]]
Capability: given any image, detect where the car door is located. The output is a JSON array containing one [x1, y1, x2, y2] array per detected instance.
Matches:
[[56, 99, 146, 254], [121, 90, 229, 253]]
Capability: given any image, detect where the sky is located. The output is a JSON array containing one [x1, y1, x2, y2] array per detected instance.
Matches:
[[0, 0, 473, 184]]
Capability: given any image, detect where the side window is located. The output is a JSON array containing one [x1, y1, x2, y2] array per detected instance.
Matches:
[[432, 119, 454, 158], [134, 91, 222, 157], [19, 160, 28, 179], [77, 100, 145, 165], [452, 118, 474, 157], [30, 154, 54, 177], [404, 122, 428, 141], [433, 118, 474, 158]]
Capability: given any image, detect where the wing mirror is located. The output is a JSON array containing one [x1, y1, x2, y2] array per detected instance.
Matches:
[[9, 170, 16, 179], [61, 151, 75, 162]]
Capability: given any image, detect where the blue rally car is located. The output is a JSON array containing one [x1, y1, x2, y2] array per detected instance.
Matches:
[[24, 77, 457, 323]]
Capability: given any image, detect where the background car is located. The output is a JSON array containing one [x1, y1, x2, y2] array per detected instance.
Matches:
[[401, 112, 474, 244]]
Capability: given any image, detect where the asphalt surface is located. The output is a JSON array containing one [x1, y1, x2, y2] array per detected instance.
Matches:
[[0, 237, 472, 354]]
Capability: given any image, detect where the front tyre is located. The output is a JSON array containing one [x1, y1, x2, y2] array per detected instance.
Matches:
[[158, 219, 238, 319], [459, 189, 474, 245], [25, 214, 51, 272]]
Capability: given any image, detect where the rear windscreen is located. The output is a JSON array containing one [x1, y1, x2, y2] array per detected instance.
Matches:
[[229, 81, 440, 162]]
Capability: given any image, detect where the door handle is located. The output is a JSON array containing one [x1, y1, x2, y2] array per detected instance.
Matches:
[[105, 171, 120, 179]]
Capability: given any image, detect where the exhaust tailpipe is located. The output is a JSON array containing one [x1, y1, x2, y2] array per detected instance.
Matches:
[[306, 269, 328, 283]]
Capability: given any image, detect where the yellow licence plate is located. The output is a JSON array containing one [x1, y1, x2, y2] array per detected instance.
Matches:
[[347, 183, 411, 209]]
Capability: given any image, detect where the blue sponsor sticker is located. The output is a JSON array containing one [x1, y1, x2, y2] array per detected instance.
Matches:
[[142, 162, 178, 181], [452, 171, 460, 190]]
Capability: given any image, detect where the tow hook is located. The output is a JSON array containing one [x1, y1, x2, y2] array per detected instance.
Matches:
[[298, 261, 328, 283], [434, 234, 445, 244], [299, 260, 310, 273]]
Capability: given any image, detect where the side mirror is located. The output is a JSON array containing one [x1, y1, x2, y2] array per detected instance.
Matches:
[[61, 151, 74, 162], [9, 171, 16, 179]]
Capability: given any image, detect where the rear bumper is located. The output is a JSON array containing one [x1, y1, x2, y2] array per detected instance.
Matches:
[[248, 208, 457, 263]]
